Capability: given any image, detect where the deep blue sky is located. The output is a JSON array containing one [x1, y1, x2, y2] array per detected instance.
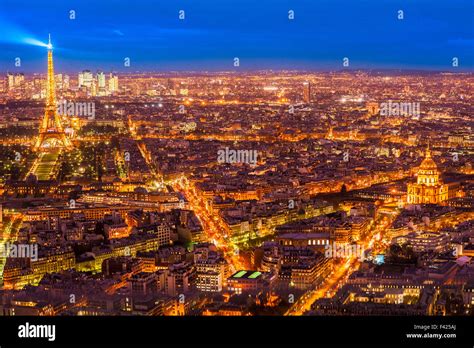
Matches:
[[0, 0, 473, 72]]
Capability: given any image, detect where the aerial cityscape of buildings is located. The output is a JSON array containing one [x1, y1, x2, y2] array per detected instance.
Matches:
[[0, 34, 472, 320]]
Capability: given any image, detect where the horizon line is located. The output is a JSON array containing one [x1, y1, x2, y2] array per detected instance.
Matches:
[[2, 68, 473, 75]]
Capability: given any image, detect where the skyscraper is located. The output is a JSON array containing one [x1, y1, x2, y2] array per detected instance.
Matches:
[[14, 73, 24, 86], [7, 73, 14, 91], [96, 71, 106, 96], [55, 74, 63, 89], [63, 74, 70, 90], [78, 70, 93, 88], [303, 81, 311, 103], [108, 73, 119, 94], [6, 73, 24, 91], [97, 71, 106, 88]]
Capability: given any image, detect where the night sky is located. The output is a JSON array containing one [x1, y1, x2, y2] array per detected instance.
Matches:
[[0, 0, 473, 72]]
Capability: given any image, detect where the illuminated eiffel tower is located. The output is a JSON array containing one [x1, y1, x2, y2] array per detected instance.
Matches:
[[34, 34, 72, 151]]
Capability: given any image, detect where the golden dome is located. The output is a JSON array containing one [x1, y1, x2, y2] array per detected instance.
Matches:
[[419, 147, 438, 171]]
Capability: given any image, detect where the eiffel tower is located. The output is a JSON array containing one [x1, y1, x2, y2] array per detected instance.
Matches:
[[34, 34, 72, 151]]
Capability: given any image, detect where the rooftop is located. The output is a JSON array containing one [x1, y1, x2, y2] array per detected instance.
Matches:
[[230, 270, 263, 280]]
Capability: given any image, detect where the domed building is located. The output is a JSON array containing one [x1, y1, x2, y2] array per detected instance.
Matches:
[[407, 147, 448, 204]]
